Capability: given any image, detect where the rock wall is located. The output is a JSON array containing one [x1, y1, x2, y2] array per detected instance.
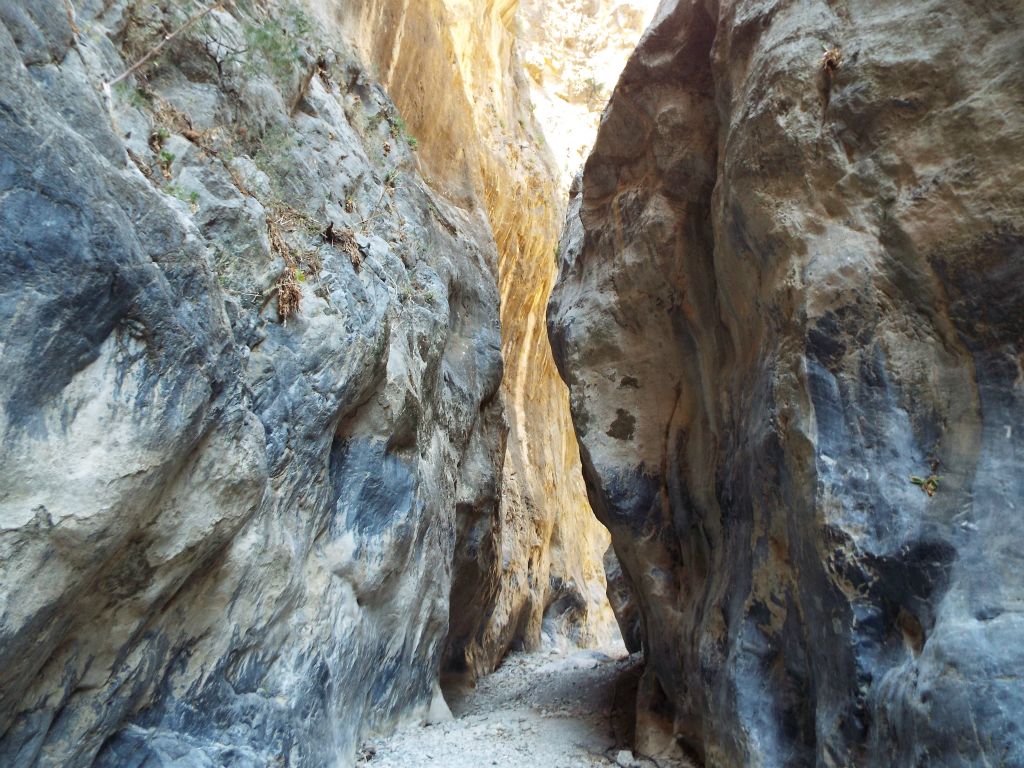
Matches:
[[331, 0, 620, 674], [516, 0, 659, 185], [0, 1, 505, 765], [549, 0, 1024, 765]]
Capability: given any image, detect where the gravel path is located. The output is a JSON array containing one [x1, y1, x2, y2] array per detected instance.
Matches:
[[358, 643, 667, 768]]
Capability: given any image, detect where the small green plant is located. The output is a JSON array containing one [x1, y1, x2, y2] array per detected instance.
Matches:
[[909, 474, 940, 497], [156, 148, 175, 180], [387, 113, 419, 150], [164, 184, 200, 212], [243, 4, 314, 84], [389, 114, 407, 138], [148, 122, 172, 165], [384, 169, 400, 188], [113, 82, 151, 110]]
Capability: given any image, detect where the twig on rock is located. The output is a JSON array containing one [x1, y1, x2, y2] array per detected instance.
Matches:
[[64, 0, 80, 40], [106, 1, 225, 90]]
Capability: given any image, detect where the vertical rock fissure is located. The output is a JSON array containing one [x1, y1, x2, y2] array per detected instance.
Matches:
[[0, 1, 663, 766]]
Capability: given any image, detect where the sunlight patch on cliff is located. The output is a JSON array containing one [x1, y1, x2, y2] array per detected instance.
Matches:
[[516, 0, 660, 189]]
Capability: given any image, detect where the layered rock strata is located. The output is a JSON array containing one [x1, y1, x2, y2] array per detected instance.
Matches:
[[550, 0, 1024, 765], [0, 1, 504, 764]]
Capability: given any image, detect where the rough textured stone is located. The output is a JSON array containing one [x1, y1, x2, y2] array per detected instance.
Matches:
[[550, 0, 1024, 765], [0, 0, 639, 763], [603, 545, 643, 654], [0, 2, 505, 765], [516, 0, 659, 186], [336, 0, 620, 675]]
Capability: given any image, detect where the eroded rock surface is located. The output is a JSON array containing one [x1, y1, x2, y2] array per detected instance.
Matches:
[[336, 0, 620, 675], [550, 0, 1024, 765], [516, 0, 659, 185], [0, 2, 504, 765]]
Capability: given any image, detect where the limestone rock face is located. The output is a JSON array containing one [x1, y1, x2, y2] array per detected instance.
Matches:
[[550, 0, 1024, 765], [0, 1, 505, 765], [334, 0, 620, 674], [516, 0, 659, 185]]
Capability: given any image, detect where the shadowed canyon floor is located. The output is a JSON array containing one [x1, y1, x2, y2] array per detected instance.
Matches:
[[359, 644, 683, 768]]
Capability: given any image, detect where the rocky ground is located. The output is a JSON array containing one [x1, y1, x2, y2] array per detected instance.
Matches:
[[359, 642, 685, 768]]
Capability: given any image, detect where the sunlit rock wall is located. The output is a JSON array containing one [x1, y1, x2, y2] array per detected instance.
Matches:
[[516, 0, 659, 185], [332, 0, 620, 675], [550, 0, 1024, 764]]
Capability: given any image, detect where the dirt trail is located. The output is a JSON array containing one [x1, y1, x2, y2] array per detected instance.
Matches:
[[358, 644, 667, 768]]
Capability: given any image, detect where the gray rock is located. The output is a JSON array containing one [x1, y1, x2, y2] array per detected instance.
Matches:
[[603, 545, 642, 654], [549, 0, 1024, 765], [0, 1, 505, 765]]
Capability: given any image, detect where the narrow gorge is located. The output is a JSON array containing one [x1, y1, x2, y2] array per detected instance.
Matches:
[[0, 1, 1021, 767]]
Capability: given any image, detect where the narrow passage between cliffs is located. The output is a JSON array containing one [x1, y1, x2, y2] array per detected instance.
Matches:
[[357, 641, 683, 768]]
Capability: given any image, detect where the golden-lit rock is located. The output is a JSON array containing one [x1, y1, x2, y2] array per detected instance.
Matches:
[[333, 0, 655, 674]]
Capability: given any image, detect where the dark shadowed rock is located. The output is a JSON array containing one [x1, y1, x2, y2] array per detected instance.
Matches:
[[603, 546, 643, 654]]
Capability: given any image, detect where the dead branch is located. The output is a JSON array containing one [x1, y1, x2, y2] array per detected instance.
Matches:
[[107, 1, 225, 89], [64, 0, 80, 40]]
